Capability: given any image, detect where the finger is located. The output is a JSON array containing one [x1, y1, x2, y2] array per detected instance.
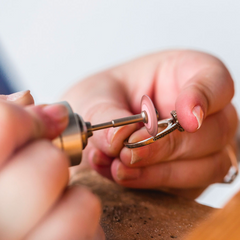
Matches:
[[62, 74, 138, 158], [0, 90, 35, 106], [88, 147, 114, 180], [110, 50, 234, 132], [120, 104, 238, 167], [25, 186, 103, 240], [94, 226, 106, 240], [175, 64, 234, 132], [69, 139, 114, 181], [112, 148, 231, 190], [0, 101, 68, 167], [62, 50, 235, 160], [0, 140, 69, 240]]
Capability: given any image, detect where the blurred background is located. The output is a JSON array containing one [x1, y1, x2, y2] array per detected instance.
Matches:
[[0, 0, 240, 208]]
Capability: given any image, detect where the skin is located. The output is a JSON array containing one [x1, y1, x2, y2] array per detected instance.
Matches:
[[62, 50, 238, 199], [0, 91, 104, 240]]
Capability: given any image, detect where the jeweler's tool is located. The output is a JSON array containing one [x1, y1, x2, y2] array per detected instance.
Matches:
[[89, 95, 159, 136], [52, 95, 183, 166]]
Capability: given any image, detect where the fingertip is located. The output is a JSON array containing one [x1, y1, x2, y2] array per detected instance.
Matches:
[[119, 126, 152, 167], [111, 159, 141, 183], [7, 90, 35, 106], [111, 158, 119, 177], [27, 103, 69, 139], [119, 147, 132, 165], [192, 105, 204, 130], [92, 120, 138, 158], [111, 159, 123, 183], [176, 65, 235, 133], [88, 150, 113, 180], [176, 90, 205, 132], [106, 123, 138, 156]]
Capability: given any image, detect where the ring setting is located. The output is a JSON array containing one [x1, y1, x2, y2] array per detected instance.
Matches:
[[124, 110, 184, 149]]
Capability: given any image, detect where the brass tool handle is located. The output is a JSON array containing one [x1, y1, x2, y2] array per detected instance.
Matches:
[[52, 102, 83, 166]]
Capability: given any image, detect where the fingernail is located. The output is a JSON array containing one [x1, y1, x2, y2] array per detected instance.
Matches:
[[42, 104, 69, 128], [116, 162, 141, 180], [192, 105, 204, 129], [130, 150, 144, 164], [6, 90, 30, 101], [130, 146, 150, 165], [107, 126, 124, 145]]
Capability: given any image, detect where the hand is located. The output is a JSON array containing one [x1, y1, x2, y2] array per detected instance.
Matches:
[[0, 91, 104, 240], [63, 50, 238, 199]]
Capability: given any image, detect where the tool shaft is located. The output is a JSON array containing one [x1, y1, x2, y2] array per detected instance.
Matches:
[[90, 112, 147, 132]]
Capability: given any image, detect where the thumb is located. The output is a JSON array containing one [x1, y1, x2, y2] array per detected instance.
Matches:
[[0, 101, 69, 167], [176, 66, 234, 132]]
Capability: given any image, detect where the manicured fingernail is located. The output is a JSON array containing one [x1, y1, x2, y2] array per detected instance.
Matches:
[[130, 145, 150, 164], [107, 126, 124, 145], [192, 105, 204, 129], [6, 90, 30, 101], [42, 104, 69, 128], [130, 150, 144, 164], [116, 162, 141, 180]]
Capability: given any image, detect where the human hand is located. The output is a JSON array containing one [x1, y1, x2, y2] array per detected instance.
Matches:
[[0, 91, 104, 240], [63, 50, 238, 199]]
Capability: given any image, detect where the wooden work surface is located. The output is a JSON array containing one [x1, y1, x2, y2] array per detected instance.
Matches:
[[70, 169, 215, 240]]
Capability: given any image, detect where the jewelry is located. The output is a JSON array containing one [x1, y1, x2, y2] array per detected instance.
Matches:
[[88, 94, 184, 149], [54, 95, 184, 165], [124, 110, 184, 149]]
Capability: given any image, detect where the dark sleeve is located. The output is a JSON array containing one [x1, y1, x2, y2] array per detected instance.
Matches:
[[0, 62, 14, 94]]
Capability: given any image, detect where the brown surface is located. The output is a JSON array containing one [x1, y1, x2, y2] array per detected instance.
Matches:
[[70, 169, 215, 240], [185, 190, 240, 240]]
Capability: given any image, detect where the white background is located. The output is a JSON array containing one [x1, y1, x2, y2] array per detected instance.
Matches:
[[1, 0, 240, 208]]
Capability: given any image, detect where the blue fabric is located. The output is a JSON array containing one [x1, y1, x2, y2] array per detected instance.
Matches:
[[0, 62, 14, 94]]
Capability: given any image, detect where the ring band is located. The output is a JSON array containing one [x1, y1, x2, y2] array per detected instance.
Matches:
[[124, 111, 184, 149]]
